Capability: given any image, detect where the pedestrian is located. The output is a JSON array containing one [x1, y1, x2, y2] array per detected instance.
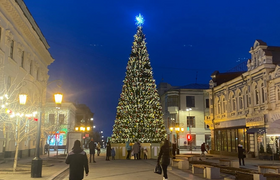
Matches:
[[111, 148, 115, 160], [106, 140, 111, 161], [65, 140, 89, 180], [137, 141, 141, 159], [172, 143, 176, 159], [125, 140, 132, 159], [97, 142, 101, 156], [89, 138, 96, 163], [200, 142, 206, 159], [157, 140, 170, 180], [133, 141, 139, 160], [143, 148, 148, 159], [238, 144, 245, 166]]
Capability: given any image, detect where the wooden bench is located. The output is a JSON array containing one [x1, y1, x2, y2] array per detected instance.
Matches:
[[178, 160, 190, 170], [192, 164, 220, 179], [258, 165, 280, 174], [219, 159, 239, 168]]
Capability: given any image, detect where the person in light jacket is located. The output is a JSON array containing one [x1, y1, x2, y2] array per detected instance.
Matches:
[[126, 140, 132, 159], [66, 140, 89, 180], [158, 140, 170, 180]]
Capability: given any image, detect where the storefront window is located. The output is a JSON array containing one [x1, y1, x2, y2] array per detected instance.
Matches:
[[231, 129, 237, 152], [227, 130, 231, 152], [222, 130, 227, 151], [215, 130, 221, 151]]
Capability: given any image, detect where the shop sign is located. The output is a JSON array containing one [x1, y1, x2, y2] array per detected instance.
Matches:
[[246, 116, 264, 127], [214, 119, 246, 129]]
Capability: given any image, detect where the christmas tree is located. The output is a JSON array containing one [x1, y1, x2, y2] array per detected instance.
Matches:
[[111, 14, 166, 143]]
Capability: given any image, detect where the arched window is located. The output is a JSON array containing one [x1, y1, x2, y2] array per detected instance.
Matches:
[[245, 89, 249, 108], [278, 88, 280, 101], [222, 98, 226, 113], [232, 94, 236, 111], [239, 92, 243, 110], [261, 83, 265, 103], [217, 99, 221, 114], [255, 85, 259, 105]]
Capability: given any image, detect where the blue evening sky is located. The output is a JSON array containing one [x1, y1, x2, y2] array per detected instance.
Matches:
[[24, 0, 280, 137]]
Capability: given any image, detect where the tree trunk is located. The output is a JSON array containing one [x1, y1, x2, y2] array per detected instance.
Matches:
[[13, 120, 20, 172]]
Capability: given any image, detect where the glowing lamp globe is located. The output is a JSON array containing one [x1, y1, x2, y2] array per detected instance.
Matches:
[[19, 94, 27, 105], [54, 93, 63, 105]]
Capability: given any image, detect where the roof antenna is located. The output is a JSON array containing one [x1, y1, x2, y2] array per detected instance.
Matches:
[[195, 71, 198, 84]]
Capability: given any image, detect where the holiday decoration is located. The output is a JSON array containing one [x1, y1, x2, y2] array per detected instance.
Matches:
[[111, 14, 166, 143]]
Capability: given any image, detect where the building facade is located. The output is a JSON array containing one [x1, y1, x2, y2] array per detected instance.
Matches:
[[158, 82, 211, 149], [44, 102, 76, 146], [0, 0, 53, 158], [206, 40, 280, 157]]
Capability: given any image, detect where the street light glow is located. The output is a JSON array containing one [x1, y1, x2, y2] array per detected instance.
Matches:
[[93, 126, 96, 128], [101, 131, 103, 133], [90, 118, 93, 121]]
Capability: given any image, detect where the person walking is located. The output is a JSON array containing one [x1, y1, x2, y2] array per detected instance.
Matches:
[[200, 142, 206, 160], [111, 148, 115, 160], [97, 142, 101, 156], [133, 141, 139, 160], [157, 140, 170, 180], [137, 141, 141, 159], [125, 140, 132, 159], [238, 144, 245, 166], [106, 140, 111, 161], [66, 140, 89, 180], [89, 138, 96, 163], [143, 148, 148, 159]]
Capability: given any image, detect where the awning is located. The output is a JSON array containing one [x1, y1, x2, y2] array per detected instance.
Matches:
[[246, 127, 266, 134]]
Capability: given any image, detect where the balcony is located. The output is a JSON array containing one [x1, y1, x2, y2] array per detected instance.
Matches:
[[168, 106, 178, 114]]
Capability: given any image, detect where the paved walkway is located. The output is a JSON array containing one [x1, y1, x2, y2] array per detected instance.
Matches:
[[61, 153, 207, 180]]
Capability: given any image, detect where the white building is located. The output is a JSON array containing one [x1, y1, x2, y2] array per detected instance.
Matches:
[[158, 82, 211, 149], [44, 102, 76, 146], [206, 40, 280, 158], [0, 0, 53, 159]]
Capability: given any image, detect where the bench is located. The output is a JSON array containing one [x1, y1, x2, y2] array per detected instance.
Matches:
[[192, 164, 220, 179], [219, 159, 239, 168], [178, 160, 189, 170], [171, 159, 184, 167], [258, 165, 280, 174]]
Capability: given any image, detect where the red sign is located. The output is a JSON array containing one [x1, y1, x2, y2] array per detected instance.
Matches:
[[85, 134, 89, 137]]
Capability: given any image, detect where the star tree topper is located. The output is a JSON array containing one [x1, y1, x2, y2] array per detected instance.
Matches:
[[135, 13, 145, 26]]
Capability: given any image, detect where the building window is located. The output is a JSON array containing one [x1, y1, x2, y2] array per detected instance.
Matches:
[[167, 95, 178, 106], [255, 85, 259, 105], [222, 98, 226, 113], [10, 40, 14, 59], [21, 51, 24, 68], [36, 69, 39, 80], [7, 76, 11, 90], [261, 83, 265, 103], [30, 61, 32, 75], [245, 89, 249, 108], [217, 99, 221, 114], [49, 114, 55, 124], [232, 95, 236, 111], [186, 96, 195, 108], [0, 27, 2, 41], [278, 88, 280, 101], [187, 116, 195, 128], [204, 123, 210, 129], [205, 99, 209, 108], [59, 114, 65, 124], [238, 92, 243, 110]]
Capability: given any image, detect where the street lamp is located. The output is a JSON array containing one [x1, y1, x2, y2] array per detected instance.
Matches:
[[170, 126, 184, 155], [30, 90, 63, 177], [19, 94, 27, 105]]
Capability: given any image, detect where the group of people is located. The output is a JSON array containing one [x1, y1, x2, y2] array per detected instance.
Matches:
[[125, 140, 148, 160]]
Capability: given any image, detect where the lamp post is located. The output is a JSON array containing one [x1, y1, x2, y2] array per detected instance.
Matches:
[[74, 125, 91, 147], [170, 126, 184, 155]]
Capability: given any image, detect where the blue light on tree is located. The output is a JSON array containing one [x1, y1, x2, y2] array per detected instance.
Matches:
[[135, 14, 144, 26]]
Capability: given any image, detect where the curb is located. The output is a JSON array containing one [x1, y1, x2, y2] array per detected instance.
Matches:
[[46, 166, 69, 180]]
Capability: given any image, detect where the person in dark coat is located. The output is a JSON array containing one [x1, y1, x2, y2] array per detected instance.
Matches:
[[106, 140, 111, 161], [200, 142, 206, 159], [157, 140, 170, 180], [89, 138, 96, 163], [66, 140, 89, 180], [238, 144, 245, 166]]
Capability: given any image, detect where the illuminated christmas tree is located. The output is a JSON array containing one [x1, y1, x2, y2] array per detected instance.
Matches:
[[111, 14, 166, 143]]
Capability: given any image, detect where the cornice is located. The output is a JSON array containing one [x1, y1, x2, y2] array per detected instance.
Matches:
[[0, 0, 54, 66]]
